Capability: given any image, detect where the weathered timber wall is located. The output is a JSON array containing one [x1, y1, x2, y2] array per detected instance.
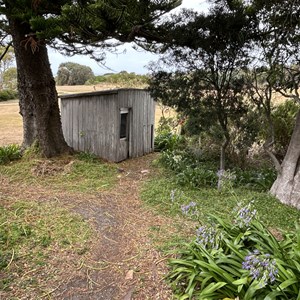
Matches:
[[60, 89, 155, 162]]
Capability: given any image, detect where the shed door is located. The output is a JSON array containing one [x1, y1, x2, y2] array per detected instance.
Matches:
[[119, 108, 130, 161]]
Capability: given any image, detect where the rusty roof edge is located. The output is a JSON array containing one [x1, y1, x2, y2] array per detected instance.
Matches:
[[59, 88, 148, 99]]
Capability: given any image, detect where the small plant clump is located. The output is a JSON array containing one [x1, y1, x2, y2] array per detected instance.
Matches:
[[0, 144, 21, 164]]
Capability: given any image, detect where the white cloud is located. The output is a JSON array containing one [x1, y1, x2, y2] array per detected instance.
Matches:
[[180, 0, 209, 10]]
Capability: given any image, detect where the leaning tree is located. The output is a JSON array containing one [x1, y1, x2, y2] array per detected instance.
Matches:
[[247, 0, 300, 208], [0, 0, 180, 157]]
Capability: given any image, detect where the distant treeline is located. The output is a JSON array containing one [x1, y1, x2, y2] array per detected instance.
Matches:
[[0, 89, 18, 101], [86, 71, 149, 87]]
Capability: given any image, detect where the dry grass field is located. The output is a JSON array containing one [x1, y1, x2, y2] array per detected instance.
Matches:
[[0, 100, 22, 146], [0, 84, 173, 147]]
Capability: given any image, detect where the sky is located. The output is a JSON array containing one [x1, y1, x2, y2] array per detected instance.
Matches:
[[48, 0, 209, 76]]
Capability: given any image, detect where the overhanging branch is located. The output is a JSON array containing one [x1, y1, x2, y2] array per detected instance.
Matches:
[[0, 42, 12, 62]]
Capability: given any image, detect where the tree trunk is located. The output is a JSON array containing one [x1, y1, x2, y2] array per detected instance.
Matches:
[[217, 134, 230, 190], [270, 110, 300, 208], [9, 19, 72, 157]]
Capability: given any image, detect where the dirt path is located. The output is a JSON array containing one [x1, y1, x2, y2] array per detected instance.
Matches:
[[0, 154, 176, 299]]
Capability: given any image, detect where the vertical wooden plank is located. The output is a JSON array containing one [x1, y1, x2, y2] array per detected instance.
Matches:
[[144, 91, 148, 154], [69, 99, 74, 149], [77, 97, 81, 152], [72, 98, 78, 151]]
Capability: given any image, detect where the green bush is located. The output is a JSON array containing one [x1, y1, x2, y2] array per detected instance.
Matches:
[[0, 89, 18, 101], [0, 144, 21, 164], [158, 149, 275, 191], [272, 100, 299, 159], [154, 131, 185, 152], [234, 168, 277, 191], [168, 202, 300, 299]]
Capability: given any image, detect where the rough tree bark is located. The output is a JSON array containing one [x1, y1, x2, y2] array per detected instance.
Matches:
[[270, 111, 300, 208], [9, 19, 72, 157]]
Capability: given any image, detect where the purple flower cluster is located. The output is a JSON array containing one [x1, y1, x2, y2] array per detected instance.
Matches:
[[242, 250, 278, 286], [234, 201, 257, 228], [196, 225, 220, 249], [181, 201, 197, 215]]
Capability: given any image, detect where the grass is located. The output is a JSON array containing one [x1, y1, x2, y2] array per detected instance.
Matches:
[[0, 199, 91, 293], [0, 154, 119, 296], [141, 168, 300, 233], [0, 155, 117, 193]]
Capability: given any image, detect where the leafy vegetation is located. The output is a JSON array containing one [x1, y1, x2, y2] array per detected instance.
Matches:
[[142, 120, 300, 298], [154, 124, 276, 191], [141, 160, 300, 299], [148, 0, 300, 206], [168, 209, 300, 299], [0, 89, 18, 101], [272, 101, 300, 159], [0, 144, 21, 164]]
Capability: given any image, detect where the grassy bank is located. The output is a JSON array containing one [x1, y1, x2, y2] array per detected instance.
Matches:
[[141, 167, 300, 234]]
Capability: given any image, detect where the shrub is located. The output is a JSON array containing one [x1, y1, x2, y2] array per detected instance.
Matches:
[[272, 100, 300, 159], [0, 144, 21, 164], [168, 202, 300, 299], [158, 147, 276, 191], [154, 115, 186, 152], [0, 89, 18, 101], [234, 168, 277, 191], [159, 149, 218, 188], [154, 131, 185, 152]]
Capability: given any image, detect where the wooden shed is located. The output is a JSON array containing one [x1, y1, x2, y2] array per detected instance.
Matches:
[[60, 88, 155, 162]]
